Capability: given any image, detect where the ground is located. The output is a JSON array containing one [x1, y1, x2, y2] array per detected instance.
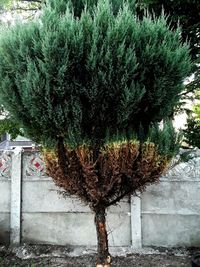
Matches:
[[0, 244, 199, 267]]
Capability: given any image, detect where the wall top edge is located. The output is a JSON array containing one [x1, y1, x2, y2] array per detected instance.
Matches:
[[160, 178, 200, 182], [0, 147, 200, 153], [142, 212, 200, 216]]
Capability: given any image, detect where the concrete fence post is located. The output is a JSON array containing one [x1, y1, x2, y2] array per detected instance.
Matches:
[[131, 195, 142, 249], [10, 148, 22, 245]]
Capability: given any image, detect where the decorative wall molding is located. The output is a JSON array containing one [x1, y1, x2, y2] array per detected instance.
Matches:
[[0, 151, 12, 179], [162, 149, 200, 180], [24, 153, 47, 178]]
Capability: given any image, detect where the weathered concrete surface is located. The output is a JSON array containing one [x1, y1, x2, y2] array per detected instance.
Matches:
[[142, 181, 200, 215], [21, 212, 131, 246], [0, 181, 10, 212], [0, 151, 11, 244], [10, 149, 22, 245], [141, 150, 200, 247], [142, 214, 200, 247], [1, 149, 200, 247], [22, 181, 130, 213], [131, 196, 142, 249], [0, 213, 10, 244], [164, 150, 200, 180]]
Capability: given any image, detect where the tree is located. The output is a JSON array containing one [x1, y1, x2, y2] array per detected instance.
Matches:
[[0, 0, 191, 266], [0, 0, 199, 138], [0, 106, 22, 139], [184, 91, 200, 148], [136, 0, 200, 60], [2, 0, 199, 60], [0, 0, 42, 13], [136, 0, 200, 111]]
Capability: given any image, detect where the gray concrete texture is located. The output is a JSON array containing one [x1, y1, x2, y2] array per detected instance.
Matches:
[[0, 151, 11, 243], [0, 149, 200, 247], [0, 181, 10, 243]]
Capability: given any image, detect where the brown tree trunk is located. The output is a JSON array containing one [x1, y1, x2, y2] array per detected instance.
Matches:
[[94, 207, 112, 267]]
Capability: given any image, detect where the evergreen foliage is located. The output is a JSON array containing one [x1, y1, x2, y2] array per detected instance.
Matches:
[[0, 117, 22, 139], [136, 0, 200, 119], [0, 0, 191, 149], [184, 91, 200, 148], [148, 121, 182, 158], [0, 1, 192, 265], [184, 117, 200, 148], [0, 105, 22, 139], [136, 0, 200, 62]]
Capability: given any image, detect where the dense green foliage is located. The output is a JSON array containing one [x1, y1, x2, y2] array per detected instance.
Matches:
[[184, 91, 200, 148], [0, 105, 22, 139], [0, 0, 198, 141], [0, 0, 191, 149], [136, 0, 200, 61], [0, 117, 22, 139], [184, 117, 200, 148], [0, 2, 192, 265], [137, 0, 200, 121], [148, 121, 181, 157]]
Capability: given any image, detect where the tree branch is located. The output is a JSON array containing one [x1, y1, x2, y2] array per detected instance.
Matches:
[[106, 190, 135, 208], [11, 7, 39, 11], [20, 0, 42, 3]]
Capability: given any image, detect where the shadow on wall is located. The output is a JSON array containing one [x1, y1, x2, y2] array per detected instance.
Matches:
[[0, 228, 10, 244]]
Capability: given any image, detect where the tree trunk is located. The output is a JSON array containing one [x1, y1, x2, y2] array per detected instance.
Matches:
[[94, 207, 112, 267]]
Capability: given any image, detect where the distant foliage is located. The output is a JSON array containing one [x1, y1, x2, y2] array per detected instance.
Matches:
[[184, 117, 200, 148], [0, 105, 22, 139], [0, 117, 22, 139], [184, 92, 200, 148]]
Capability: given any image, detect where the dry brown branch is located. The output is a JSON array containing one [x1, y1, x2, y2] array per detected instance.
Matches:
[[44, 141, 169, 211]]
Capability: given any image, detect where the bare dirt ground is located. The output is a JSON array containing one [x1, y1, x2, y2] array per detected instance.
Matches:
[[0, 244, 199, 267]]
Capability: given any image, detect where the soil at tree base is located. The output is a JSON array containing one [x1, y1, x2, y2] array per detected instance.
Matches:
[[0, 245, 199, 267]]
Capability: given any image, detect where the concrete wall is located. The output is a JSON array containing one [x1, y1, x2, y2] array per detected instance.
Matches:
[[0, 149, 200, 247], [21, 151, 131, 247], [0, 151, 11, 243], [141, 151, 200, 247]]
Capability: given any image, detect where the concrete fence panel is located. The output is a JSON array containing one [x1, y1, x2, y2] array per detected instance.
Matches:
[[21, 151, 131, 246], [0, 149, 200, 248], [0, 151, 12, 243], [141, 151, 200, 247]]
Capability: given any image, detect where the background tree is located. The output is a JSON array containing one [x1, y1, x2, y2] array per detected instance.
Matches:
[[0, 105, 22, 139], [0, 0, 191, 266], [0, 0, 42, 13], [184, 91, 200, 148]]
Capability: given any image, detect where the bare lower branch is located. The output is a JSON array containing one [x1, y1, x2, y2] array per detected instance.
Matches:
[[106, 190, 133, 207]]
